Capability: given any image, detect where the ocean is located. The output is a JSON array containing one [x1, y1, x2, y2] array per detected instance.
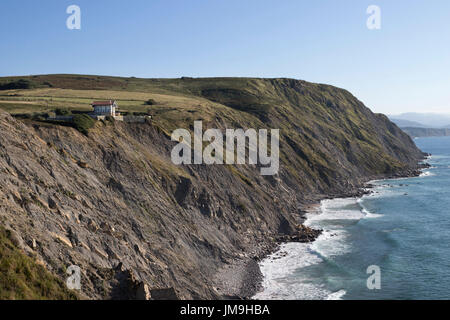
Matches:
[[254, 136, 450, 300]]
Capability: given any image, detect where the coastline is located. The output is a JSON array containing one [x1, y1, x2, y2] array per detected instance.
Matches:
[[218, 159, 431, 300]]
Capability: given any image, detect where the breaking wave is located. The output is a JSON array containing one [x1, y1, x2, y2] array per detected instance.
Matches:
[[254, 194, 383, 300]]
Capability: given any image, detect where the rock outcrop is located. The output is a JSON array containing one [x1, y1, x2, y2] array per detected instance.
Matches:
[[277, 225, 323, 243]]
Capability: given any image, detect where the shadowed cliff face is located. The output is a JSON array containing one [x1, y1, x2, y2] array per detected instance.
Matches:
[[0, 77, 425, 299]]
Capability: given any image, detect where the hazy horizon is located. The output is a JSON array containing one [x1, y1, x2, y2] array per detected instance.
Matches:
[[389, 112, 450, 117]]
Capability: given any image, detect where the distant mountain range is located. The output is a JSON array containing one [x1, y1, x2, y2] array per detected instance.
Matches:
[[388, 113, 450, 137], [389, 113, 450, 129], [400, 127, 450, 138], [389, 119, 429, 128]]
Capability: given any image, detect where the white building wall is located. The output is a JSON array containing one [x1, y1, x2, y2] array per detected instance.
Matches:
[[94, 105, 115, 115]]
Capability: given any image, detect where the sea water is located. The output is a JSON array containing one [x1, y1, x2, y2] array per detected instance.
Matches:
[[254, 136, 450, 300]]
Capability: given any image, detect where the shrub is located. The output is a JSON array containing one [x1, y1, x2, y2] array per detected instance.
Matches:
[[0, 79, 34, 90], [31, 112, 50, 121], [131, 112, 147, 116], [55, 108, 72, 116], [12, 113, 32, 120], [145, 99, 157, 106], [72, 114, 95, 135]]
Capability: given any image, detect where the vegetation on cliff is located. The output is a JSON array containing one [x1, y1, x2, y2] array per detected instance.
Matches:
[[0, 227, 78, 300]]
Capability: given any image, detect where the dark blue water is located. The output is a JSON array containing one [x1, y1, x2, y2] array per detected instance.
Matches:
[[255, 136, 450, 300]]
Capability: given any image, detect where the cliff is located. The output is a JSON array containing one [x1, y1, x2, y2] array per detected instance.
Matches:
[[0, 76, 426, 299]]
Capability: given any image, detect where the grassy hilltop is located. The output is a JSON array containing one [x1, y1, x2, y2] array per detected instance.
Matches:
[[0, 74, 422, 182]]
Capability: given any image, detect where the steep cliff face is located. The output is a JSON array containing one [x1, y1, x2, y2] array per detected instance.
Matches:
[[0, 77, 425, 299]]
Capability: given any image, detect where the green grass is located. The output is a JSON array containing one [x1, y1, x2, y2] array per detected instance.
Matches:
[[0, 102, 50, 115], [72, 114, 96, 135], [0, 227, 78, 300]]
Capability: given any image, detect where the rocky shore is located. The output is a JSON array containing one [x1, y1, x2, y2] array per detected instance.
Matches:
[[276, 224, 323, 243], [221, 158, 431, 301]]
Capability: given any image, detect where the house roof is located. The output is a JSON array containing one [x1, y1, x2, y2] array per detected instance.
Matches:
[[92, 100, 116, 106]]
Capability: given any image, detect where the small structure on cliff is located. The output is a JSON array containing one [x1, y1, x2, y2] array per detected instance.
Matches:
[[46, 100, 152, 123], [90, 100, 123, 121]]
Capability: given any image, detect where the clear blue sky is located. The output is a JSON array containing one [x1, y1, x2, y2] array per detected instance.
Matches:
[[1, 0, 449, 115]]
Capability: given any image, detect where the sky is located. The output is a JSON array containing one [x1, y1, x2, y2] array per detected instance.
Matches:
[[1, 0, 449, 115]]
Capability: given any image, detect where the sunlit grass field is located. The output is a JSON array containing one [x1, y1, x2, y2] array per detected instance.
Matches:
[[0, 76, 237, 132], [0, 88, 207, 115]]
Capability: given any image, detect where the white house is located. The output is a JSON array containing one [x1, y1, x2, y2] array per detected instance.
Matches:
[[91, 100, 119, 116]]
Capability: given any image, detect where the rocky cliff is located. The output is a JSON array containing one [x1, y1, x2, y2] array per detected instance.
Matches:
[[0, 76, 426, 299]]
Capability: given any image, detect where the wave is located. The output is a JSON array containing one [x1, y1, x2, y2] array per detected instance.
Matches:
[[252, 242, 325, 300], [305, 198, 365, 224], [361, 207, 383, 219], [253, 242, 347, 300], [306, 197, 383, 224], [363, 184, 408, 200], [310, 230, 350, 260], [428, 155, 450, 160], [420, 170, 435, 177], [254, 194, 386, 300], [358, 198, 384, 218], [326, 290, 347, 300]]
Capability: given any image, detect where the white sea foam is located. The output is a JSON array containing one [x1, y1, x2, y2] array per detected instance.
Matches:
[[358, 198, 383, 219], [305, 198, 365, 225], [326, 290, 347, 300], [254, 192, 387, 300], [420, 170, 435, 177], [253, 242, 342, 300], [363, 184, 404, 199], [361, 207, 383, 219], [252, 243, 317, 299], [428, 155, 449, 160], [310, 229, 350, 258]]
